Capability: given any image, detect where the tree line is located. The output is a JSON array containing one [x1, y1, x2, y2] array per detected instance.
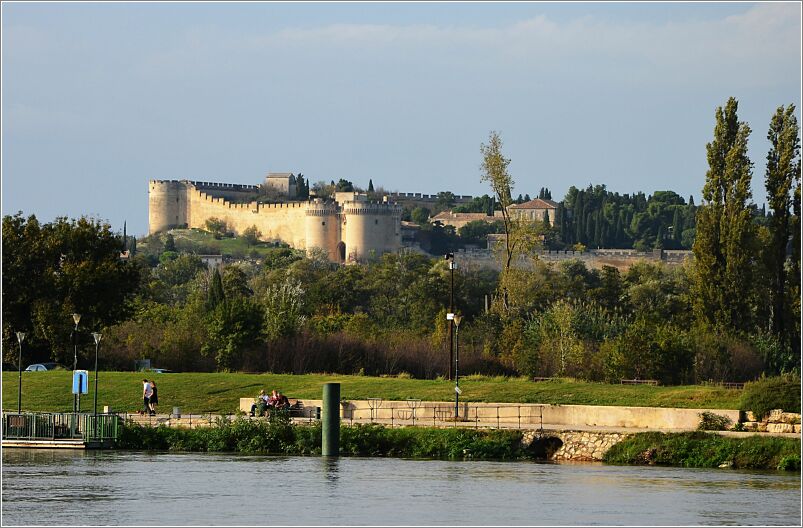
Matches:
[[2, 98, 798, 383]]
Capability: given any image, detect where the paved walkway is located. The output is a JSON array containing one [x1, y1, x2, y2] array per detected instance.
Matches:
[[120, 412, 800, 438]]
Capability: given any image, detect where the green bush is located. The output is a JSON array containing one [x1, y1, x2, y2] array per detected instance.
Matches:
[[697, 411, 733, 431], [740, 374, 801, 420], [117, 420, 526, 460], [777, 454, 801, 471]]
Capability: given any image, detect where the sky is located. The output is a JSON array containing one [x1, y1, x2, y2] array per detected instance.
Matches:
[[2, 2, 801, 236]]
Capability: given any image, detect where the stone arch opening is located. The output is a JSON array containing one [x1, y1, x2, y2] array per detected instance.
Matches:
[[337, 242, 346, 263], [528, 435, 563, 460]]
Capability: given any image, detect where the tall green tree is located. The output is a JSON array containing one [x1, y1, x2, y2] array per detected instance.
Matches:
[[692, 97, 756, 332], [764, 104, 800, 343], [2, 214, 141, 364]]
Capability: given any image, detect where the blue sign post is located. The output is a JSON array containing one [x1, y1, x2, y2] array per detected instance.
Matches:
[[72, 370, 88, 412]]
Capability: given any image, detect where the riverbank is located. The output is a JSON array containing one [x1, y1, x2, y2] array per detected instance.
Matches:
[[3, 372, 744, 414], [116, 416, 800, 471], [603, 431, 801, 471]]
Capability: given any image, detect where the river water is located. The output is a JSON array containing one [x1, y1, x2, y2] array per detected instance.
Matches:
[[2, 449, 800, 526]]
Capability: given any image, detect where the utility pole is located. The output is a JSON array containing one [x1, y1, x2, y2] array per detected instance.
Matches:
[[445, 253, 455, 380]]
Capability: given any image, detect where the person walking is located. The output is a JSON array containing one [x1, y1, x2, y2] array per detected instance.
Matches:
[[142, 379, 153, 415], [148, 380, 158, 416]]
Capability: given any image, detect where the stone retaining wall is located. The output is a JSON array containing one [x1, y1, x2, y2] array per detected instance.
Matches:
[[238, 399, 740, 431], [522, 430, 628, 461], [742, 409, 801, 433]]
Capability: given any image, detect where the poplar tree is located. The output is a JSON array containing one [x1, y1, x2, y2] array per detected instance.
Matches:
[[692, 97, 756, 331], [764, 104, 801, 342], [480, 131, 516, 270]]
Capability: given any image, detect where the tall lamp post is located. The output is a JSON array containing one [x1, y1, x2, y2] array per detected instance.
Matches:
[[16, 331, 26, 413], [92, 332, 102, 438], [71, 313, 81, 413], [453, 314, 462, 421], [445, 253, 455, 380]]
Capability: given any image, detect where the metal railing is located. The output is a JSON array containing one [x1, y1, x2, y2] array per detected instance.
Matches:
[[2, 412, 120, 443], [340, 403, 545, 431]]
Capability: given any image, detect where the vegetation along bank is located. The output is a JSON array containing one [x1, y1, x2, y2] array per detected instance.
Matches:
[[116, 416, 801, 472]]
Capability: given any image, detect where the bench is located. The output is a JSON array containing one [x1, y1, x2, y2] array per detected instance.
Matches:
[[252, 399, 306, 418]]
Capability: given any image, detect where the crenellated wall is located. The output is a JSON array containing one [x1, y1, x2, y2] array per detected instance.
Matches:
[[148, 179, 402, 262], [185, 186, 308, 248]]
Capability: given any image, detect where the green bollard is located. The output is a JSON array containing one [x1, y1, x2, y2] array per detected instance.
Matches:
[[322, 382, 340, 457]]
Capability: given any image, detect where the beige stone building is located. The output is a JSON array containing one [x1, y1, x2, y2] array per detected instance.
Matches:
[[148, 174, 401, 263], [507, 198, 559, 225]]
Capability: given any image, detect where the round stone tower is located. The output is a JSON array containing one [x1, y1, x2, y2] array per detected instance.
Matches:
[[305, 200, 341, 261], [148, 180, 188, 235], [342, 201, 402, 263]]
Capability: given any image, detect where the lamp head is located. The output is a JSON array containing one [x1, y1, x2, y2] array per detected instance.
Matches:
[[16, 331, 26, 344], [92, 332, 102, 345], [72, 313, 82, 327], [444, 253, 454, 261], [453, 314, 462, 328]]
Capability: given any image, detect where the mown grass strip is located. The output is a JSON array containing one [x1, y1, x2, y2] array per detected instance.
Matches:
[[3, 372, 743, 414]]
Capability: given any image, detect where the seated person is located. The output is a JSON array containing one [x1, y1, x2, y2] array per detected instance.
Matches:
[[250, 390, 269, 416], [267, 390, 279, 409], [275, 391, 291, 411]]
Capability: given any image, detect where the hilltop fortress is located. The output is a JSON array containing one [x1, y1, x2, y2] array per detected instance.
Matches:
[[148, 173, 404, 263]]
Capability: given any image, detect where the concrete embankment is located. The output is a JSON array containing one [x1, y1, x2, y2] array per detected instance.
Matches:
[[119, 400, 798, 462]]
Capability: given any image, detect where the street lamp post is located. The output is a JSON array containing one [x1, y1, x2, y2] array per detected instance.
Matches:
[[453, 314, 462, 421], [16, 331, 26, 413], [445, 253, 455, 380], [92, 332, 102, 438], [72, 313, 81, 413]]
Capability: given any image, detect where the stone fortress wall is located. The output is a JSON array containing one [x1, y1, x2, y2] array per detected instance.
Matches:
[[148, 178, 402, 263]]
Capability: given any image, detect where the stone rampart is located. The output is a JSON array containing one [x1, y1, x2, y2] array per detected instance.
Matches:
[[186, 186, 308, 248]]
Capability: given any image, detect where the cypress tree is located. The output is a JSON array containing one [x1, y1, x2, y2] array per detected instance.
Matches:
[[672, 208, 683, 241], [368, 179, 375, 192], [208, 268, 225, 310], [574, 192, 585, 244], [585, 211, 595, 247], [692, 97, 756, 332], [654, 226, 664, 249]]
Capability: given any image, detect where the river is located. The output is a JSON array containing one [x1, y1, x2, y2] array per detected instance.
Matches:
[[1, 449, 800, 526]]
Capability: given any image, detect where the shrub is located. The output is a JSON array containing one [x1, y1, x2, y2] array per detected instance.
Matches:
[[777, 454, 800, 471], [697, 411, 732, 431], [740, 374, 801, 420]]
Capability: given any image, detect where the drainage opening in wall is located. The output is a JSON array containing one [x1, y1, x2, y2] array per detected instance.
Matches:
[[528, 435, 563, 460]]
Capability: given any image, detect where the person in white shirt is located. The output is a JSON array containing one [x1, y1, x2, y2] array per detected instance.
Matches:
[[143, 379, 153, 414]]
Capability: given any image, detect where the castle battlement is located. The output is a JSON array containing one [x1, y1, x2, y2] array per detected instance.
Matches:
[[149, 175, 402, 263], [342, 203, 402, 216], [387, 191, 474, 202]]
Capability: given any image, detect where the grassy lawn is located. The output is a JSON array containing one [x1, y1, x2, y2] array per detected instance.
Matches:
[[144, 228, 286, 258], [2, 372, 743, 414]]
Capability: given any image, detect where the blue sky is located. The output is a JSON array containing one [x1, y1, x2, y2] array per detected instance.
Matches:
[[3, 2, 801, 236]]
